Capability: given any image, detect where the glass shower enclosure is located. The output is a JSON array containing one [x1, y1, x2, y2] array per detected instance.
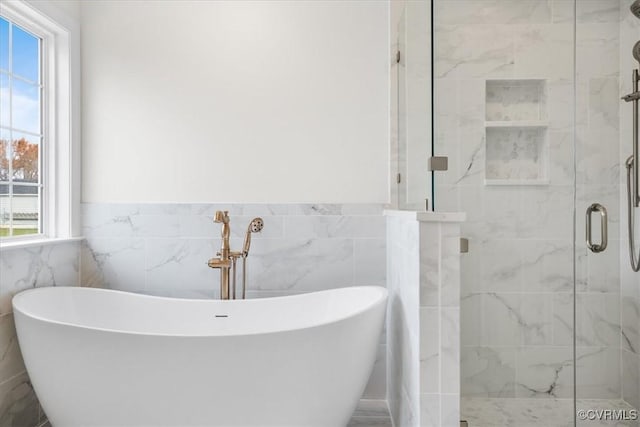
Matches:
[[397, 0, 640, 425]]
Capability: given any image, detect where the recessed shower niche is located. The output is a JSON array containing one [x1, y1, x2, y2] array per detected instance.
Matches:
[[484, 79, 549, 185]]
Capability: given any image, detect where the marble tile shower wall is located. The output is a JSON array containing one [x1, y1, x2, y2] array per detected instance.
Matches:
[[433, 0, 622, 399], [385, 212, 463, 427], [620, 0, 640, 411], [0, 241, 81, 426], [387, 215, 421, 426], [80, 202, 387, 398]]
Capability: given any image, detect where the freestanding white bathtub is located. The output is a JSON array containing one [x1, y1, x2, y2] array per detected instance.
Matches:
[[13, 285, 387, 427]]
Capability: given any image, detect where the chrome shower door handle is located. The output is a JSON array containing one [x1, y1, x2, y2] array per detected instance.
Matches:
[[586, 203, 608, 253]]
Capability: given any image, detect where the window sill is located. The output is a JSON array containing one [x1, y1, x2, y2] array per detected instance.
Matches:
[[0, 236, 84, 251]]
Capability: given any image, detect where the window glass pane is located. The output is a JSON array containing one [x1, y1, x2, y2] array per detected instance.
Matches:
[[0, 15, 44, 241], [11, 24, 39, 83], [10, 184, 38, 236], [0, 128, 9, 181], [0, 18, 8, 72], [12, 79, 39, 133], [0, 72, 8, 126], [11, 132, 38, 183]]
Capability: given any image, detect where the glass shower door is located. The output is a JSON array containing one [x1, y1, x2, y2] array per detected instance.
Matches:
[[429, 1, 637, 425], [432, 0, 577, 424], [574, 0, 640, 424], [430, 1, 640, 425], [617, 0, 640, 421], [396, 0, 432, 211]]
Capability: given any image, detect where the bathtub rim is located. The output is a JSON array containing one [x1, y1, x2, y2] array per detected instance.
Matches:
[[12, 285, 388, 338]]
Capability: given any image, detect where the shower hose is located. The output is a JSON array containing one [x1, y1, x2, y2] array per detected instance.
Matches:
[[627, 156, 640, 271]]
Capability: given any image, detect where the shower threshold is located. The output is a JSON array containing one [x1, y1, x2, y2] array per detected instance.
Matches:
[[461, 397, 638, 427]]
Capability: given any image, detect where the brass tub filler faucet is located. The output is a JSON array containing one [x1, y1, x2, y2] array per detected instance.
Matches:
[[207, 211, 264, 299]]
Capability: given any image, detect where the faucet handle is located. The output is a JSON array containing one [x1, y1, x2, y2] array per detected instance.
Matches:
[[208, 257, 230, 269], [213, 210, 229, 224]]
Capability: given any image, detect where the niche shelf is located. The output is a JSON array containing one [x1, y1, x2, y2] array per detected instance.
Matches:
[[484, 79, 549, 185]]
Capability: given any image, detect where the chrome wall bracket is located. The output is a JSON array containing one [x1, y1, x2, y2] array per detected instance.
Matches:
[[460, 238, 469, 254], [622, 69, 640, 207], [428, 156, 449, 171], [622, 64, 640, 270]]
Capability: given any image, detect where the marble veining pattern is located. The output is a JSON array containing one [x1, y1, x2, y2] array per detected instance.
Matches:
[[486, 80, 547, 122], [0, 372, 41, 427], [387, 213, 463, 427], [387, 215, 421, 426], [462, 397, 638, 427], [0, 240, 81, 427], [81, 203, 386, 295], [0, 242, 81, 315], [485, 127, 545, 180], [434, 0, 624, 407]]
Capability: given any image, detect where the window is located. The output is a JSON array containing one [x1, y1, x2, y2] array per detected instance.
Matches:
[[0, 1, 80, 246], [0, 16, 43, 238]]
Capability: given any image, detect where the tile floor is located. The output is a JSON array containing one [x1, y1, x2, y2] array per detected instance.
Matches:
[[462, 398, 639, 427], [348, 399, 393, 427], [39, 398, 638, 427], [39, 400, 392, 427]]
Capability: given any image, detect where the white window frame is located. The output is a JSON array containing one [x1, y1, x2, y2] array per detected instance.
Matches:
[[0, 0, 80, 248]]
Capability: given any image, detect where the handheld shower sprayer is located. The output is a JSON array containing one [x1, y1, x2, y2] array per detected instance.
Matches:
[[239, 217, 263, 299], [624, 2, 640, 271], [242, 217, 264, 257], [632, 0, 640, 19], [633, 41, 640, 66]]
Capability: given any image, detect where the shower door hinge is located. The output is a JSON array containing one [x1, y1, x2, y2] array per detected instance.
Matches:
[[460, 238, 469, 254], [396, 173, 401, 184], [428, 156, 449, 171], [396, 50, 401, 63]]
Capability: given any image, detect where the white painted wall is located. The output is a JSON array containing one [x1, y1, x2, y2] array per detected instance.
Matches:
[[28, 0, 80, 22], [26, 0, 80, 26], [81, 1, 389, 203]]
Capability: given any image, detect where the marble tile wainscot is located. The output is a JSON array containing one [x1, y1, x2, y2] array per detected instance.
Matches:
[[0, 239, 81, 427], [385, 210, 465, 427]]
